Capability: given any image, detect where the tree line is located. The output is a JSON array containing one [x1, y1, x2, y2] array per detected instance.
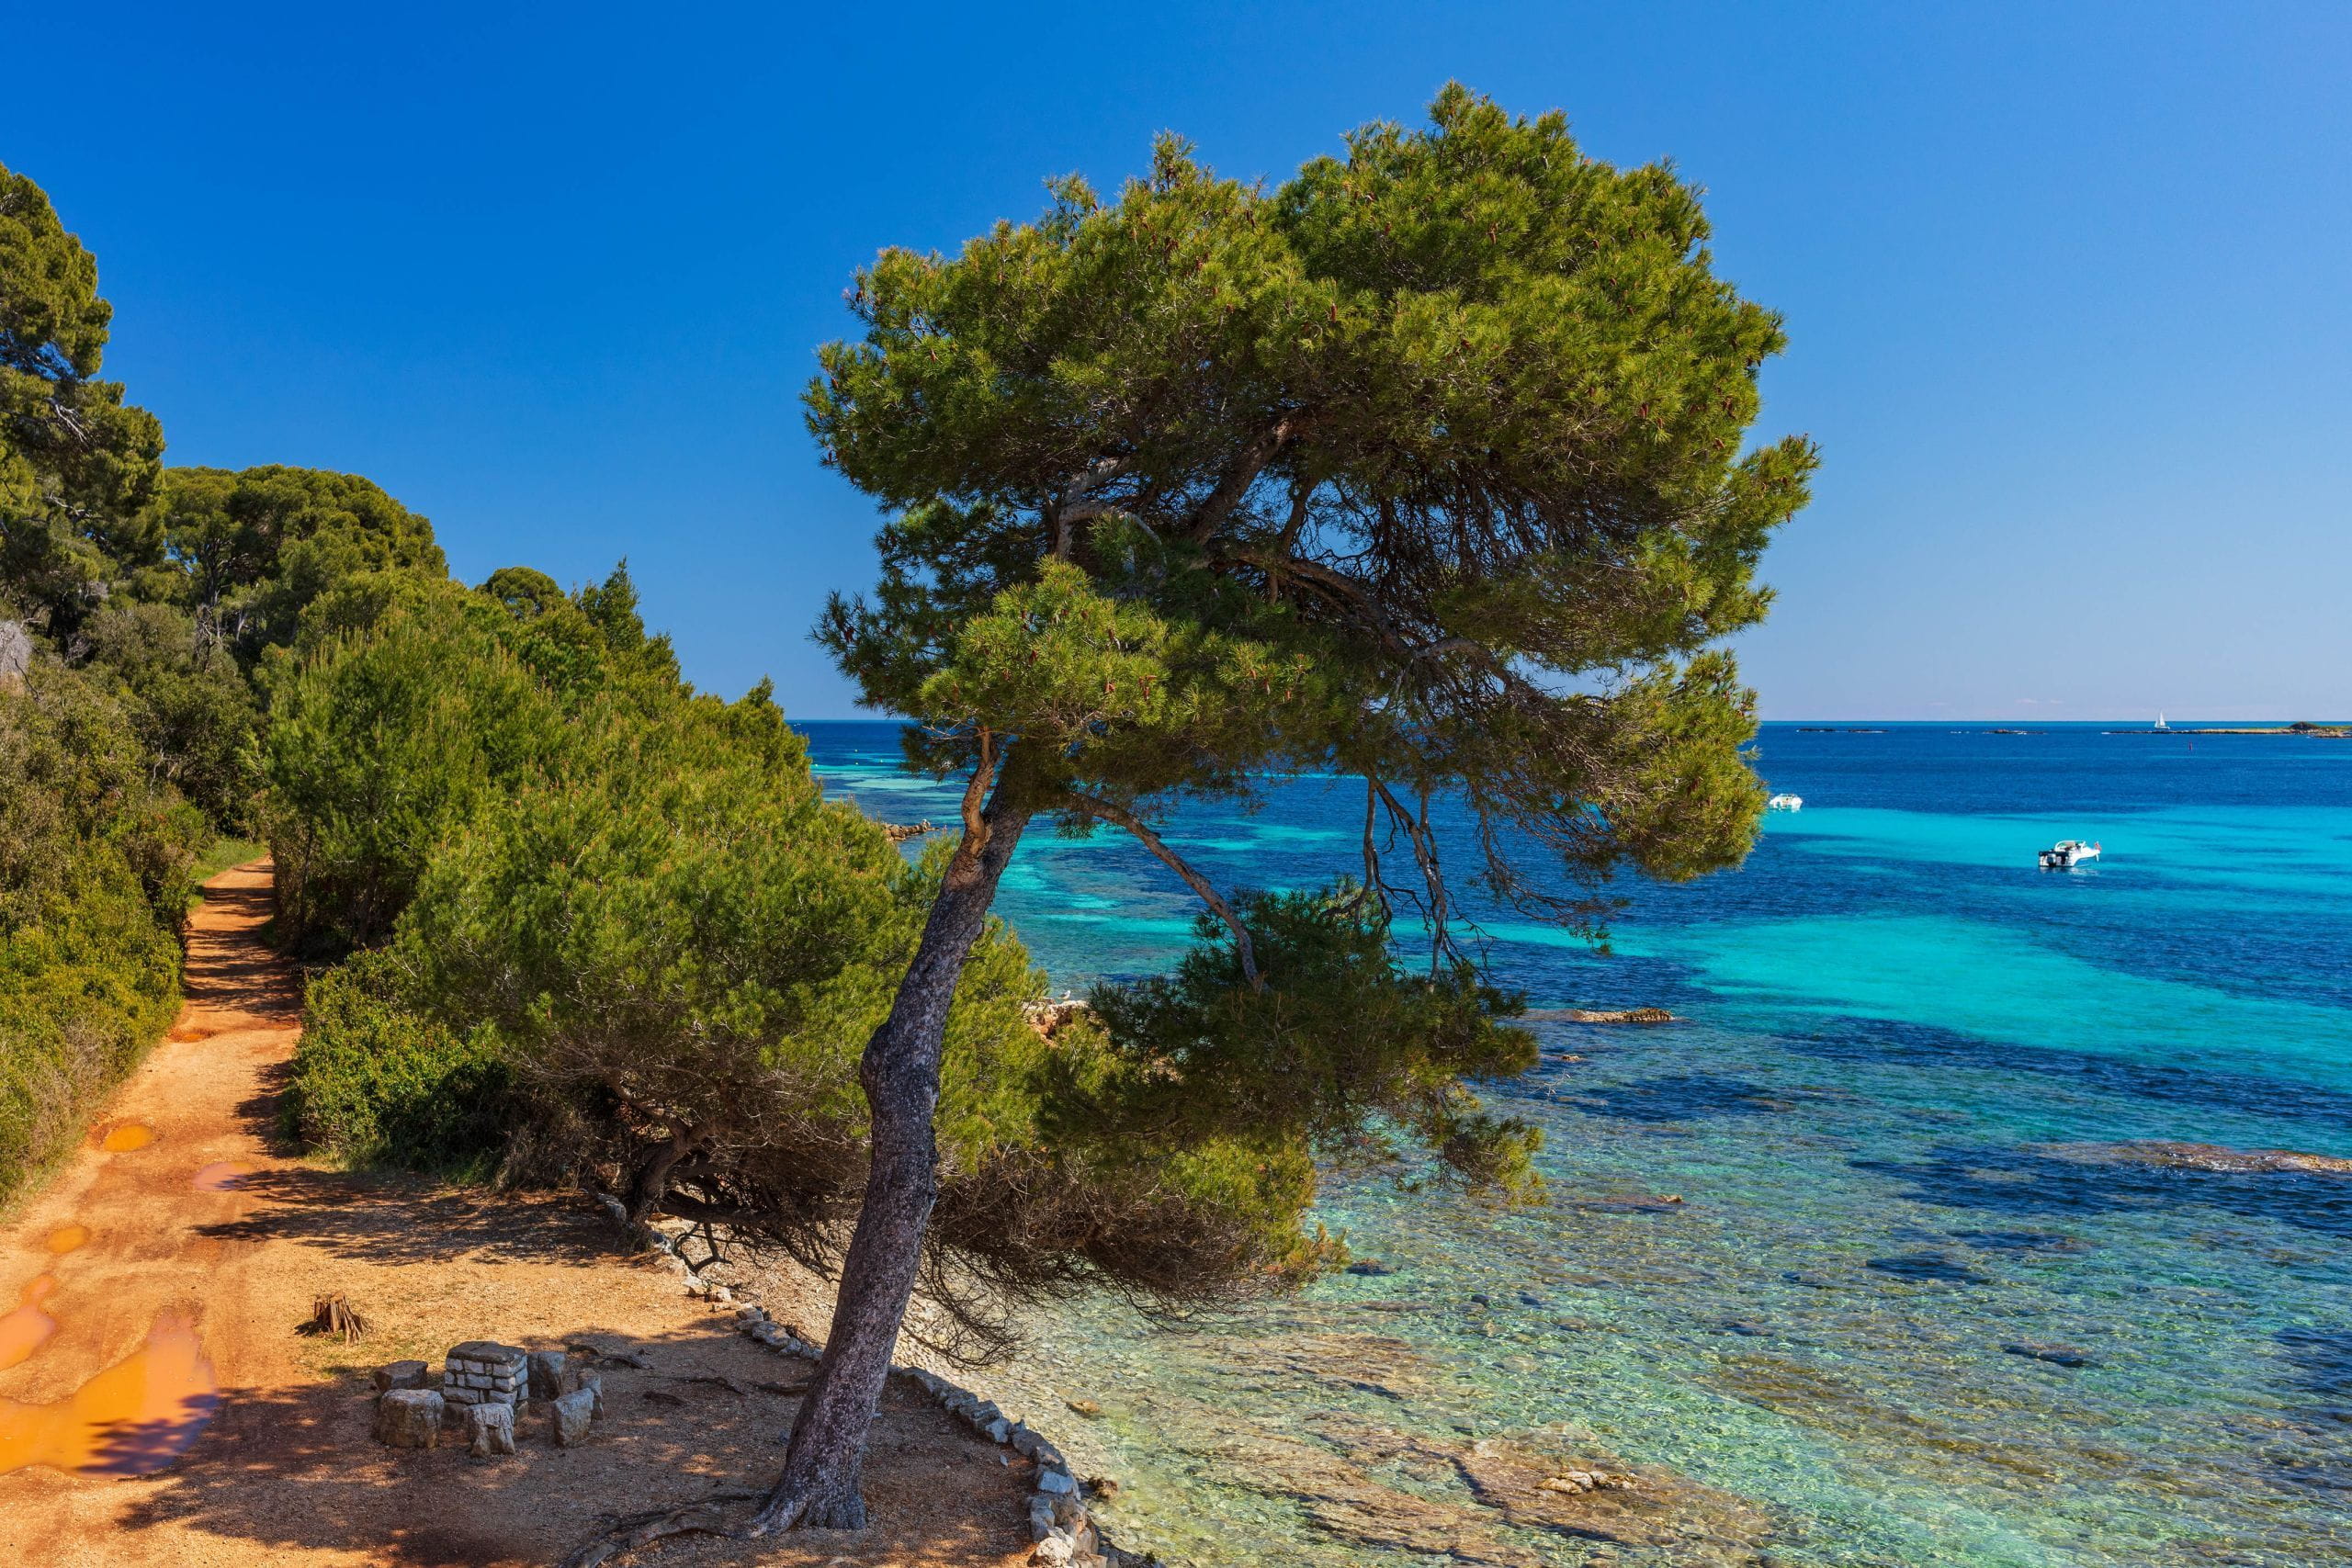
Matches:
[[0, 85, 1808, 1536]]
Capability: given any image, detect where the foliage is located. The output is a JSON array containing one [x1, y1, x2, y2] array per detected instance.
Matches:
[[0, 664, 205, 1211], [0, 163, 165, 639], [77, 597, 263, 827], [152, 465, 447, 662], [286, 952, 509, 1175], [262, 575, 563, 953], [1075, 892, 1544, 1199]]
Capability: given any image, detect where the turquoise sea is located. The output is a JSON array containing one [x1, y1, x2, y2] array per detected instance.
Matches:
[[799, 721, 2352, 1568]]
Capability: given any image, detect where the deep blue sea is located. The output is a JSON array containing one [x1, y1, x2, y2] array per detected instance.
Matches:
[[798, 720, 2352, 1568]]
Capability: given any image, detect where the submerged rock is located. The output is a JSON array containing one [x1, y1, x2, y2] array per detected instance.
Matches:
[[2003, 1341, 2098, 1369], [2045, 1140, 2352, 1176]]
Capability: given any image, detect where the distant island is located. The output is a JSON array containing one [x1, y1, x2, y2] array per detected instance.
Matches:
[[2104, 723, 2350, 738]]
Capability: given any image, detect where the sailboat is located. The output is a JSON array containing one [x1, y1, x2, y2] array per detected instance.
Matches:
[[2154, 712, 2169, 731]]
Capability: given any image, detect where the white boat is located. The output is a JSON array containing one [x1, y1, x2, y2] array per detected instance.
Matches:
[[2038, 839, 2100, 870], [2154, 711, 2169, 731], [1766, 793, 1803, 811]]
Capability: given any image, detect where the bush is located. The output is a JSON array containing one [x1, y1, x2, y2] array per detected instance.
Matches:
[[0, 663, 204, 1211], [262, 576, 563, 954], [284, 952, 510, 1175]]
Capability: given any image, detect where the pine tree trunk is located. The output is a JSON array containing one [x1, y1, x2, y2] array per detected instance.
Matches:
[[620, 1122, 699, 1235], [754, 791, 1031, 1532]]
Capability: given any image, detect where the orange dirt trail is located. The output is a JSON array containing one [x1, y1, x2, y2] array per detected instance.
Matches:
[[0, 862, 1036, 1566]]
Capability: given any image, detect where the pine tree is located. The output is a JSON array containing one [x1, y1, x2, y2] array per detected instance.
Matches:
[[761, 86, 1815, 1529]]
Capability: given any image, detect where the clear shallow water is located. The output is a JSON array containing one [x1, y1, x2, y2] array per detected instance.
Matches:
[[799, 722, 2352, 1567]]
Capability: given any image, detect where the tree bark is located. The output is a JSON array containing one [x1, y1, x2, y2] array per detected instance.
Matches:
[[620, 1121, 702, 1235], [753, 784, 1032, 1532]]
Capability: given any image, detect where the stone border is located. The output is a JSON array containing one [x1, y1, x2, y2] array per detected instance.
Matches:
[[732, 1303, 1145, 1568]]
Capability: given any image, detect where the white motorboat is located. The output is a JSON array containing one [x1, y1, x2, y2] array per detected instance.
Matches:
[[2038, 840, 2100, 870], [1766, 793, 1803, 811]]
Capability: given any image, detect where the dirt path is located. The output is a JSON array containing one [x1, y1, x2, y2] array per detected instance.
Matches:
[[0, 862, 1037, 1567]]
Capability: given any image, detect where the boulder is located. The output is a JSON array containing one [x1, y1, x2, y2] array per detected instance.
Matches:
[[374, 1388, 444, 1449], [526, 1348, 569, 1402], [373, 1359, 429, 1393], [463, 1401, 516, 1458], [550, 1387, 597, 1447]]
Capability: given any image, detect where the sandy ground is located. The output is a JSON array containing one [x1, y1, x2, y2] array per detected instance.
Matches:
[[0, 862, 1038, 1568]]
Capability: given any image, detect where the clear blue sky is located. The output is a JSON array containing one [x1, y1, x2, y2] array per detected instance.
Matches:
[[10, 2, 2347, 719]]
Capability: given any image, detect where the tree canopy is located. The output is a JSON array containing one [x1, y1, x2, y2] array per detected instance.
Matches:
[[0, 162, 165, 635], [817, 85, 1812, 939]]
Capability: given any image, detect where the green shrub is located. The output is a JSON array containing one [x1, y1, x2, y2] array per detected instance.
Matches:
[[0, 664, 203, 1211], [284, 953, 510, 1175]]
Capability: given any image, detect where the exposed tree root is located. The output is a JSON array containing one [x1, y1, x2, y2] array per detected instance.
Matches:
[[557, 1491, 759, 1568]]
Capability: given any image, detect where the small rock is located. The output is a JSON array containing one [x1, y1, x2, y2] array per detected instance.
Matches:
[[463, 1401, 516, 1458], [1065, 1398, 1102, 1418], [373, 1359, 428, 1393], [374, 1389, 444, 1449], [2003, 1341, 2098, 1369], [1469, 1293, 1492, 1308], [1036, 1465, 1078, 1495], [550, 1387, 597, 1447], [1517, 1292, 1546, 1309], [1028, 1494, 1059, 1540], [1085, 1475, 1121, 1500], [986, 1417, 1012, 1443], [1344, 1260, 1394, 1277], [1031, 1531, 1077, 1567]]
